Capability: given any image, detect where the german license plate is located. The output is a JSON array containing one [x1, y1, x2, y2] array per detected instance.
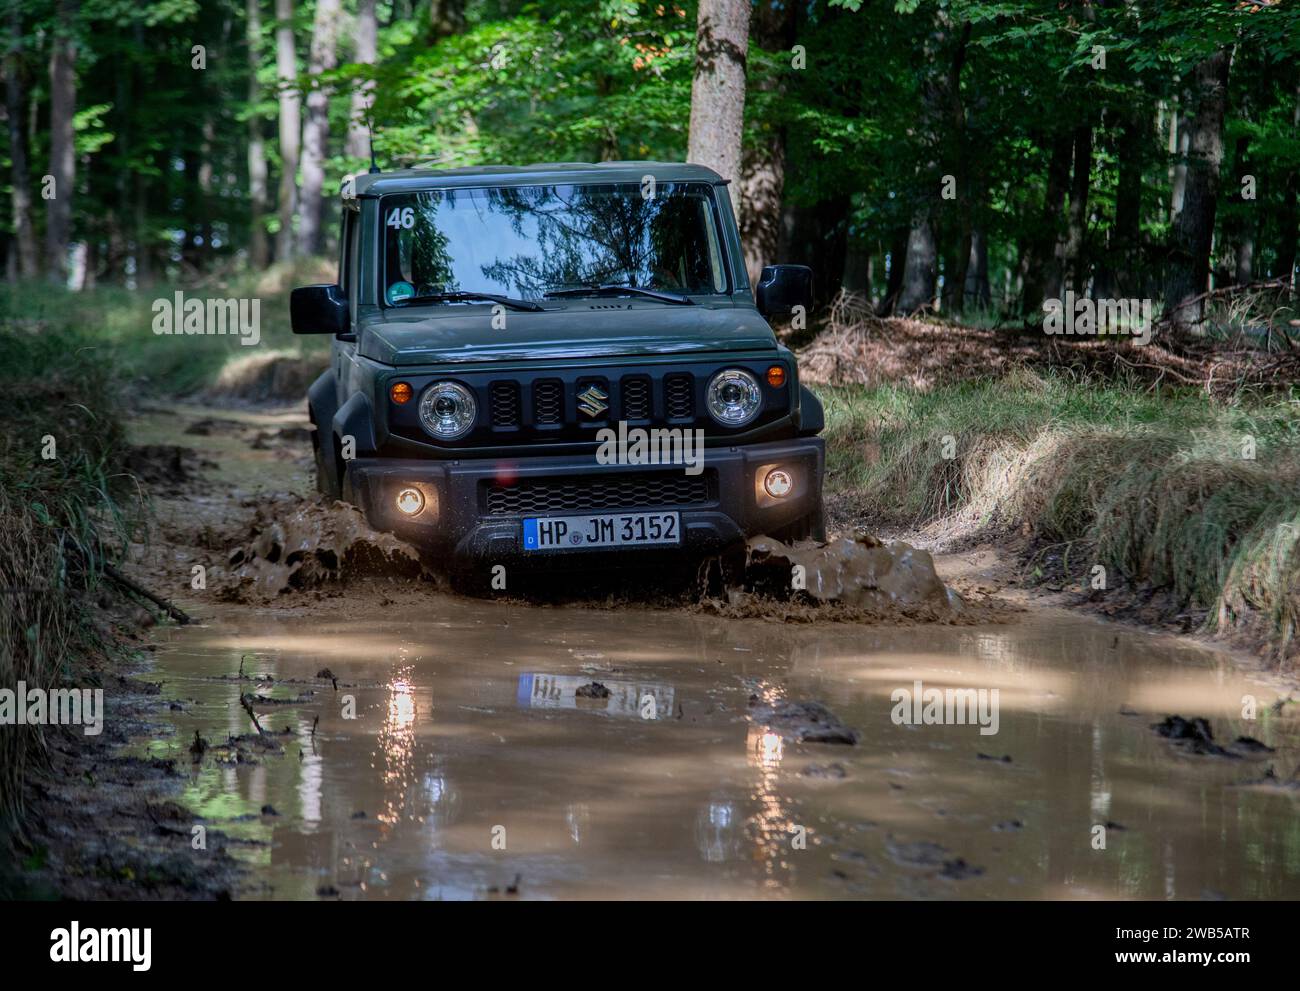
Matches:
[[522, 511, 681, 551]]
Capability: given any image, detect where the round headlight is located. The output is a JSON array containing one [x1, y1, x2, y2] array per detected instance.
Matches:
[[706, 368, 762, 427], [418, 381, 477, 440]]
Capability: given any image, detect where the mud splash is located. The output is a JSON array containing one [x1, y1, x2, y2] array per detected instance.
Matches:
[[702, 530, 969, 623], [219, 495, 431, 600]]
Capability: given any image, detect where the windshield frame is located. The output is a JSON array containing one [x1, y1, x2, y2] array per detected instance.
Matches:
[[376, 180, 738, 309]]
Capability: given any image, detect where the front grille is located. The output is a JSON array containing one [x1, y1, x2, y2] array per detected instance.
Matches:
[[484, 471, 713, 516], [489, 381, 520, 427], [665, 373, 694, 419], [533, 379, 563, 425], [621, 376, 651, 420]]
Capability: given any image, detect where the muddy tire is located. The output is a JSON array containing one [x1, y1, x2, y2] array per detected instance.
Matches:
[[312, 428, 341, 499], [771, 501, 826, 544]]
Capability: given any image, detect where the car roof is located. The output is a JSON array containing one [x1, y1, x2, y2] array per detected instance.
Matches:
[[345, 161, 726, 199]]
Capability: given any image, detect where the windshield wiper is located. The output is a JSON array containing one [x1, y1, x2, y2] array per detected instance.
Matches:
[[543, 283, 695, 305], [398, 290, 543, 312]]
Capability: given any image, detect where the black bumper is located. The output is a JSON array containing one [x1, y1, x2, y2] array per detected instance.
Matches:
[[342, 437, 824, 566]]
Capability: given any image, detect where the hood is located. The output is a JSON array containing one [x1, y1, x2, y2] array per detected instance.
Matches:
[[358, 301, 777, 366]]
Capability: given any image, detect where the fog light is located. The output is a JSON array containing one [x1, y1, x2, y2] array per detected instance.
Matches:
[[766, 365, 786, 387], [395, 487, 424, 516], [763, 468, 793, 498]]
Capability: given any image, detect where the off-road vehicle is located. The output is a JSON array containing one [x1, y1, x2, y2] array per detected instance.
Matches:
[[292, 162, 824, 572]]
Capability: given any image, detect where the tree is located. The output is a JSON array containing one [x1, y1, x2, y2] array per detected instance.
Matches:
[[274, 0, 300, 261], [45, 0, 79, 284], [5, 4, 38, 280], [739, 0, 797, 283], [345, 0, 378, 161], [247, 0, 270, 269], [687, 0, 751, 217], [1164, 48, 1232, 335], [297, 0, 341, 256]]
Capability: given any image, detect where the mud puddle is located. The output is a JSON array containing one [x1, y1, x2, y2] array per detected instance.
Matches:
[[119, 402, 1300, 900], [137, 600, 1300, 900]]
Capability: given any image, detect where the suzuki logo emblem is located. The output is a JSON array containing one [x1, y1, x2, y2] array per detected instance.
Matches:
[[577, 384, 609, 418]]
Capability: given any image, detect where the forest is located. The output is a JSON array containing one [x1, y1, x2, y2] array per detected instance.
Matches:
[[2, 0, 1298, 334], [3, 0, 1300, 915]]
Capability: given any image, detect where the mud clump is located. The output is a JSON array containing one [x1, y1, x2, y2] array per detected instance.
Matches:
[[705, 530, 964, 622], [1151, 715, 1276, 759], [125, 444, 217, 495], [749, 697, 860, 745], [575, 681, 611, 699], [219, 496, 430, 600]]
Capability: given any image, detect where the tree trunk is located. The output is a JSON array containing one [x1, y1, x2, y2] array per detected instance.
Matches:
[[1169, 104, 1190, 224], [5, 5, 38, 280], [897, 209, 938, 314], [345, 0, 377, 160], [1113, 108, 1145, 297], [965, 227, 990, 309], [198, 118, 215, 270], [297, 0, 341, 257], [1063, 122, 1093, 294], [784, 195, 850, 314], [247, 0, 270, 268], [1275, 75, 1300, 288], [45, 0, 78, 284], [687, 0, 751, 218], [739, 0, 796, 285], [1020, 131, 1073, 314], [426, 0, 465, 42], [878, 227, 909, 315], [274, 0, 301, 262], [1164, 49, 1231, 336]]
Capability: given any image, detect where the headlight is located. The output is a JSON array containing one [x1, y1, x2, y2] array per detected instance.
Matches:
[[418, 381, 477, 440], [706, 368, 762, 427]]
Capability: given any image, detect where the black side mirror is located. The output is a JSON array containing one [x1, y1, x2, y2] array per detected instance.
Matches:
[[756, 264, 813, 319], [291, 284, 350, 336]]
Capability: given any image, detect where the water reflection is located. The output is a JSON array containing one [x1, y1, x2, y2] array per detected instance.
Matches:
[[140, 599, 1300, 900]]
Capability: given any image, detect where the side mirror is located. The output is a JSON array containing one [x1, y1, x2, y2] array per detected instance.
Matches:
[[755, 264, 813, 320], [291, 284, 350, 336]]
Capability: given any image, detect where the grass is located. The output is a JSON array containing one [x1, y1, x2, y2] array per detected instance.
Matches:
[[817, 368, 1300, 661], [0, 260, 331, 395], [0, 315, 149, 824]]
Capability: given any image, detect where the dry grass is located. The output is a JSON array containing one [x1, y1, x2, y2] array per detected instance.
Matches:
[[814, 325, 1300, 664], [800, 289, 1300, 398], [0, 327, 142, 825]]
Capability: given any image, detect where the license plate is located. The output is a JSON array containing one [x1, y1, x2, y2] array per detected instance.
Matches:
[[522, 511, 681, 551]]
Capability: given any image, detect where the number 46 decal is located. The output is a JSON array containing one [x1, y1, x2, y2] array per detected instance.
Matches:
[[387, 207, 415, 229]]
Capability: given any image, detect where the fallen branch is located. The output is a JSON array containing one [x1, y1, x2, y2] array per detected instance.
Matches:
[[103, 563, 191, 625]]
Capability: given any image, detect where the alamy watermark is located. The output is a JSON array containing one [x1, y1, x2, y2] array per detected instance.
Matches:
[[595, 420, 705, 476], [1043, 291, 1154, 346], [152, 291, 261, 346], [50, 922, 151, 971], [890, 680, 1000, 736], [0, 682, 103, 736]]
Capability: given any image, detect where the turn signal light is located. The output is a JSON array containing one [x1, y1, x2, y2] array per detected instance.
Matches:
[[390, 381, 413, 404], [766, 365, 786, 387]]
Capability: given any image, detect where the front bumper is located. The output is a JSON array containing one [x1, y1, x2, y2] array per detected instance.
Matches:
[[343, 436, 824, 566]]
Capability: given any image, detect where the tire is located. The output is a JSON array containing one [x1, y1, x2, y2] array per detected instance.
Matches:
[[312, 428, 341, 499], [771, 499, 826, 544]]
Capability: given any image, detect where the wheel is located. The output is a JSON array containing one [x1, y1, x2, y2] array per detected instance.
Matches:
[[770, 500, 826, 544], [312, 428, 341, 499]]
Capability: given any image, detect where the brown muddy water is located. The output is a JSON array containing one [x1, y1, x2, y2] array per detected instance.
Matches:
[[125, 405, 1300, 900], [138, 600, 1300, 901]]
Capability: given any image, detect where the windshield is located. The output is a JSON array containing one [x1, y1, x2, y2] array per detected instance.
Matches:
[[380, 181, 730, 305]]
